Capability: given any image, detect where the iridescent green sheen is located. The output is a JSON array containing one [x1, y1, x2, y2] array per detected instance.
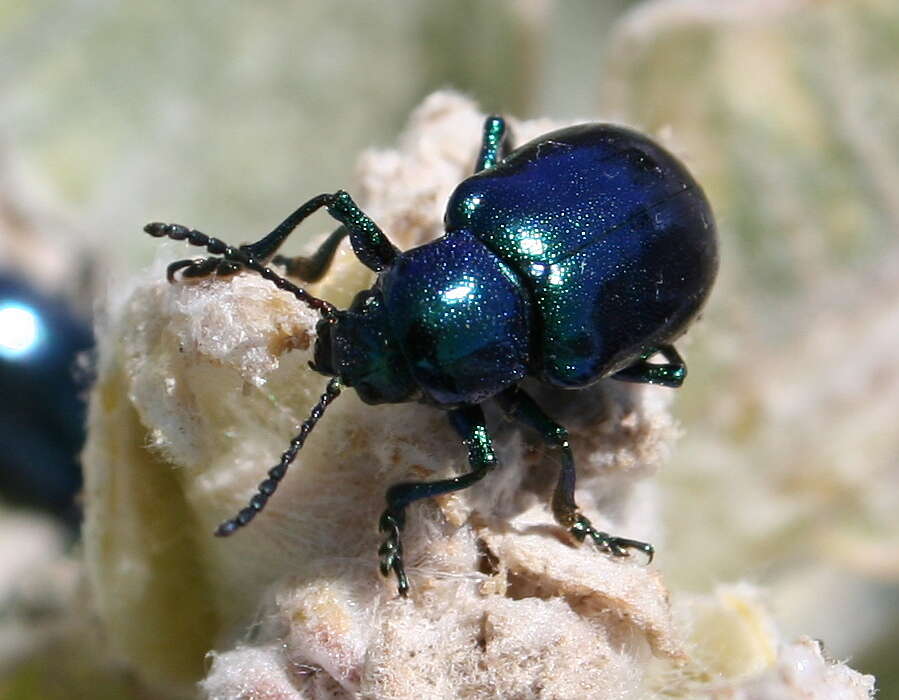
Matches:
[[319, 290, 419, 405], [445, 124, 717, 387], [380, 229, 531, 406], [475, 115, 508, 171], [327, 190, 398, 272]]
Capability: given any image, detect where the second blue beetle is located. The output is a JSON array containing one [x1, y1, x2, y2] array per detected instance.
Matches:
[[146, 115, 718, 596]]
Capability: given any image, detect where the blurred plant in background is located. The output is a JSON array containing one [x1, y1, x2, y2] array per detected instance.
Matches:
[[0, 0, 896, 697], [605, 0, 899, 674]]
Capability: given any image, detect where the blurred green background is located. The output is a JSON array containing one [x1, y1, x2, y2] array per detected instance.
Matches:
[[1, 0, 897, 697]]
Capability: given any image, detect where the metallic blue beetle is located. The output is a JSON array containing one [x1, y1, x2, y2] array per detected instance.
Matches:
[[146, 116, 718, 595], [0, 273, 90, 527]]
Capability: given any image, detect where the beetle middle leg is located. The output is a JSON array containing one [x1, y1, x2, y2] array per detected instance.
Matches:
[[378, 404, 497, 596], [496, 385, 654, 563]]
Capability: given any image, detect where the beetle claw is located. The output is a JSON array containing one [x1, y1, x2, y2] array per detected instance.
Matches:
[[378, 510, 410, 597], [569, 515, 654, 565], [166, 256, 243, 283]]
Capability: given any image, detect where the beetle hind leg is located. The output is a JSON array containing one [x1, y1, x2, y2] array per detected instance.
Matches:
[[612, 345, 686, 388], [496, 386, 654, 563]]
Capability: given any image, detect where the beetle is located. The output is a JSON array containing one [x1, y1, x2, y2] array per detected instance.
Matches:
[[0, 273, 90, 527], [145, 115, 718, 596]]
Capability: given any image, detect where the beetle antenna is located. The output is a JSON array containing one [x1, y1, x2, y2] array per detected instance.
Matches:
[[144, 222, 337, 320], [214, 377, 342, 537]]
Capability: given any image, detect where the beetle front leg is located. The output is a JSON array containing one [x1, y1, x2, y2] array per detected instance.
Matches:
[[160, 189, 396, 283], [378, 405, 497, 596], [161, 193, 336, 281], [191, 223, 349, 283], [496, 386, 654, 563]]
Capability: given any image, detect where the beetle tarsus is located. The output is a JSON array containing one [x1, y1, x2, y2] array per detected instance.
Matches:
[[166, 256, 242, 282], [144, 219, 338, 316], [378, 510, 409, 597], [570, 514, 654, 564]]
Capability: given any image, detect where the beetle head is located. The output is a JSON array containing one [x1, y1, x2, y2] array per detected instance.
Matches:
[[312, 288, 418, 405]]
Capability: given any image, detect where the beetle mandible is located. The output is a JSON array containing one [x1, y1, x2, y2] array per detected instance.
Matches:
[[145, 116, 718, 596]]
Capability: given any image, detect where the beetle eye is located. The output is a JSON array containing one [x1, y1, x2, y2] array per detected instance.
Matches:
[[312, 318, 336, 376]]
